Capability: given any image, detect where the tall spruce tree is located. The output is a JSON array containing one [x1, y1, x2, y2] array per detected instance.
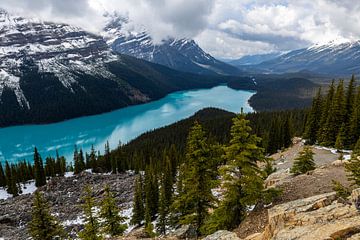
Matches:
[[349, 87, 360, 147], [99, 186, 127, 236], [157, 178, 168, 235], [5, 161, 20, 196], [344, 75, 356, 147], [79, 186, 102, 240], [304, 88, 323, 144], [204, 113, 265, 233], [34, 147, 46, 187], [131, 175, 145, 226], [0, 163, 6, 187], [104, 141, 111, 172], [318, 81, 335, 144], [28, 191, 65, 240], [144, 165, 159, 218], [170, 121, 216, 235], [345, 137, 360, 186]]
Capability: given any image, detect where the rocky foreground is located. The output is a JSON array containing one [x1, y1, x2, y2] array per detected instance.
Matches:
[[0, 172, 135, 239]]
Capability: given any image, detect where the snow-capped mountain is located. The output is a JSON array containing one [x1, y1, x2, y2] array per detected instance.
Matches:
[[103, 15, 241, 75], [0, 9, 220, 127], [255, 40, 360, 75]]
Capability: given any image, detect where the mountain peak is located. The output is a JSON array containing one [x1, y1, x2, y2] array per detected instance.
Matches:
[[103, 14, 240, 75]]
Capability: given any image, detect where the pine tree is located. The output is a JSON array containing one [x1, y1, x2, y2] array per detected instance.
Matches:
[[345, 137, 360, 186], [131, 175, 145, 226], [79, 186, 102, 240], [28, 191, 65, 240], [304, 88, 323, 144], [204, 114, 265, 233], [104, 141, 111, 172], [89, 145, 97, 172], [157, 178, 169, 235], [335, 123, 346, 150], [321, 80, 346, 146], [318, 81, 335, 144], [0, 163, 6, 187], [5, 161, 20, 196], [344, 75, 356, 147], [99, 185, 127, 236], [144, 165, 159, 218], [349, 87, 360, 147], [170, 121, 216, 235], [34, 147, 46, 187], [282, 117, 292, 148], [144, 201, 155, 237], [290, 146, 315, 175], [74, 147, 86, 174]]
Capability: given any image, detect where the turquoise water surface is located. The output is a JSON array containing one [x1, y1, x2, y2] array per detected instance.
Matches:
[[0, 85, 254, 164]]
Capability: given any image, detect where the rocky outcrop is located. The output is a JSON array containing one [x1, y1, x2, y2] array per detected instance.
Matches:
[[204, 230, 241, 240], [245, 189, 360, 240]]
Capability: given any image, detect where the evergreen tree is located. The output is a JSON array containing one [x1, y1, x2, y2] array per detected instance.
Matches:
[[157, 177, 169, 235], [345, 137, 360, 186], [99, 186, 127, 236], [204, 114, 265, 233], [335, 123, 346, 150], [349, 87, 360, 147], [144, 201, 155, 237], [144, 165, 159, 218], [28, 191, 65, 240], [304, 88, 323, 144], [130, 175, 145, 226], [344, 75, 356, 147], [5, 161, 20, 196], [290, 146, 315, 175], [321, 80, 345, 146], [74, 147, 86, 174], [79, 186, 102, 240], [33, 148, 46, 187], [0, 163, 6, 187], [89, 145, 97, 172], [318, 81, 335, 144], [171, 121, 216, 235], [104, 141, 111, 172]]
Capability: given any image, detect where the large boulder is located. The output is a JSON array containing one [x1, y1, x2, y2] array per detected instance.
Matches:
[[171, 225, 197, 239], [204, 230, 240, 240]]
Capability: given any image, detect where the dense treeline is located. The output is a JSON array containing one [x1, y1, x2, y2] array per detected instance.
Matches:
[[304, 75, 360, 149], [0, 148, 68, 196]]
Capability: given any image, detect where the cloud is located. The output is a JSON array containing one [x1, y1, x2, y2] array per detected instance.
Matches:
[[0, 0, 360, 58], [200, 0, 360, 58]]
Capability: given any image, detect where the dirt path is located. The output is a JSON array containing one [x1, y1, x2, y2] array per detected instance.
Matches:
[[271, 138, 345, 171]]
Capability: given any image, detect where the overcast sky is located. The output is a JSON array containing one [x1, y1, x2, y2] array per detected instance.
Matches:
[[1, 0, 360, 59]]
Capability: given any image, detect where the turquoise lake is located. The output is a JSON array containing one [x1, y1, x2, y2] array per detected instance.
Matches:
[[0, 85, 254, 164]]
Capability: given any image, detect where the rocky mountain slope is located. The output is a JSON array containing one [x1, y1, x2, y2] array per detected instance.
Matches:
[[0, 9, 223, 127], [254, 40, 360, 75], [103, 15, 241, 75]]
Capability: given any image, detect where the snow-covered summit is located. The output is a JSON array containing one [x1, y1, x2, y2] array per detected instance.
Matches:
[[0, 9, 118, 108]]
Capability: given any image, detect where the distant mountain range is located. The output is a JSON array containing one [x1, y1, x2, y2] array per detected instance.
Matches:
[[103, 15, 241, 75], [0, 9, 226, 127], [227, 52, 282, 67], [237, 40, 360, 76]]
